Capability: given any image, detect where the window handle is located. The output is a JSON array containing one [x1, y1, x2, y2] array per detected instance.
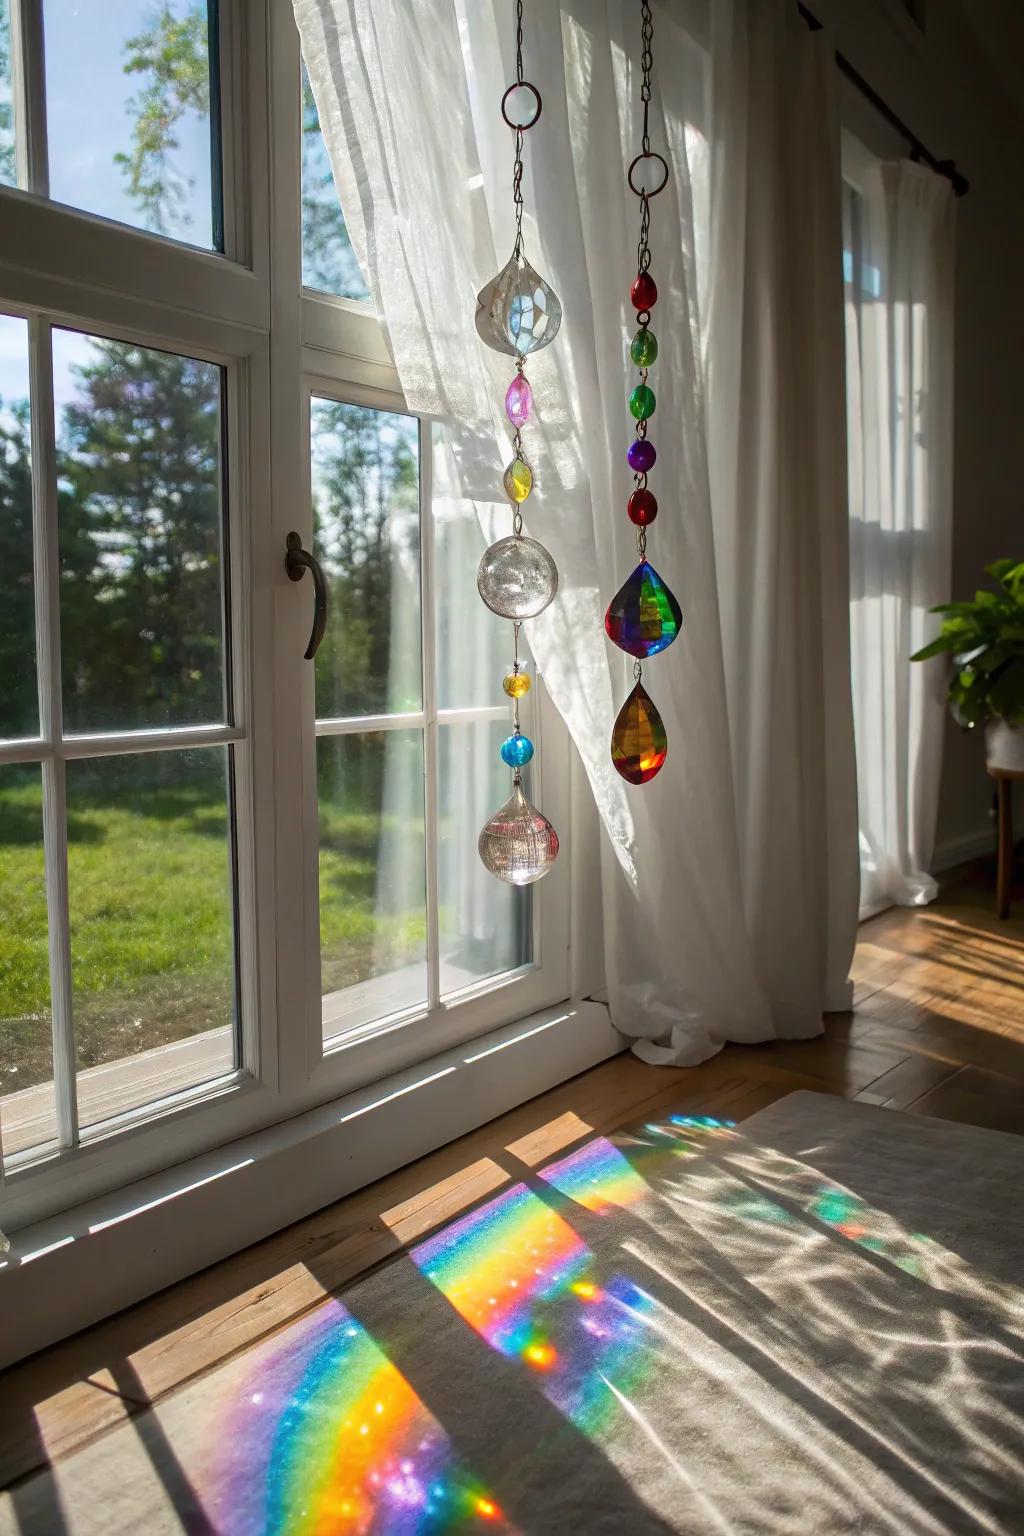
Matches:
[[285, 532, 329, 660]]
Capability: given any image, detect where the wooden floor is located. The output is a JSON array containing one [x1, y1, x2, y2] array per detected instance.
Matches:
[[2, 862, 1022, 1494]]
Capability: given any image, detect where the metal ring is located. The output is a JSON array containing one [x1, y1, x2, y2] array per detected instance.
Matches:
[[501, 80, 542, 131], [627, 150, 669, 198]]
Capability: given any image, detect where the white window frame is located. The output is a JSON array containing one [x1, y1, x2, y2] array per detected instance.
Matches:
[[0, 0, 580, 1237]]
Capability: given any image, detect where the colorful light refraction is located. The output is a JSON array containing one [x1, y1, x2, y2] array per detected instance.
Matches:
[[475, 0, 560, 885], [606, 0, 680, 787]]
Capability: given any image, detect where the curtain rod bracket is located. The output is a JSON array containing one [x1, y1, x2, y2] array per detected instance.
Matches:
[[798, 2, 969, 197]]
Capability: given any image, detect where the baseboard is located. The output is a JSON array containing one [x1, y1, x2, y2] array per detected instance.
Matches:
[[0, 1001, 623, 1368], [932, 826, 994, 873]]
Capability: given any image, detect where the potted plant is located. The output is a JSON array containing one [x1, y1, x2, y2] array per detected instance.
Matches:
[[911, 559, 1024, 772]]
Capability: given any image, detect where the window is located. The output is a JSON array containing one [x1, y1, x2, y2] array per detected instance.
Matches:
[[0, 1, 571, 1232]]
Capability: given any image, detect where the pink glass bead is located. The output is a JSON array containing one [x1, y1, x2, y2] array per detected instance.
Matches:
[[505, 373, 533, 427]]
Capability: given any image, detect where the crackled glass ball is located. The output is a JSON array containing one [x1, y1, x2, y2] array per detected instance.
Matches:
[[630, 272, 658, 311], [502, 668, 531, 699], [629, 384, 656, 421], [478, 783, 559, 885], [503, 456, 533, 503], [500, 731, 535, 768], [627, 438, 656, 473], [505, 373, 533, 428], [627, 487, 658, 526], [477, 535, 558, 620], [630, 328, 659, 367]]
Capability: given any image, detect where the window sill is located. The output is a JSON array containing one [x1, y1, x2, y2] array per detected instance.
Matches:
[[0, 999, 621, 1368]]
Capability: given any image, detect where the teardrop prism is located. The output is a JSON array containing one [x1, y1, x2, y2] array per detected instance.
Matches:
[[611, 680, 668, 785], [605, 559, 682, 659], [475, 255, 563, 357], [478, 783, 559, 885]]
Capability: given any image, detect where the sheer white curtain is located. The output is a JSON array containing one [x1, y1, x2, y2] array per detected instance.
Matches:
[[295, 0, 858, 1062], [844, 146, 956, 915]]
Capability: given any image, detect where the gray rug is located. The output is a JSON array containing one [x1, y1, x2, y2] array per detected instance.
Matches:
[[3, 1091, 1023, 1534]]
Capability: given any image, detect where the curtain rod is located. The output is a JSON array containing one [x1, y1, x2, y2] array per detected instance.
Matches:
[[797, 1, 970, 196]]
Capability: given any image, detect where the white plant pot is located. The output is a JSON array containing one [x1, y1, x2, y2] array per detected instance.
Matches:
[[985, 718, 1024, 774]]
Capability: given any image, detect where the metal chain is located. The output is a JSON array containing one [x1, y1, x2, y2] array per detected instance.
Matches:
[[640, 0, 653, 154]]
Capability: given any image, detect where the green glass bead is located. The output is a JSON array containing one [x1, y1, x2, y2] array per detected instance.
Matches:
[[502, 456, 533, 503], [630, 328, 658, 367], [629, 383, 656, 421]]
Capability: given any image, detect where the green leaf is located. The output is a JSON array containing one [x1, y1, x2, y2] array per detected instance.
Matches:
[[911, 636, 959, 662]]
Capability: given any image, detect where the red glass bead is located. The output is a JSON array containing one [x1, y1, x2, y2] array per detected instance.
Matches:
[[630, 272, 658, 311], [627, 488, 658, 526]]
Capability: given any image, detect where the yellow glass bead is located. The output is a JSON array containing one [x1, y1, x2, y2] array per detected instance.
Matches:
[[503, 456, 533, 503], [502, 669, 532, 699]]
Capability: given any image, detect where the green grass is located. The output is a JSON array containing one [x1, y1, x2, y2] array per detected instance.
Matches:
[[0, 770, 425, 1093]]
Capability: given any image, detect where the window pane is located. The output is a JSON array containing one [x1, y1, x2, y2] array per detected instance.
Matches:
[[67, 747, 236, 1130], [312, 399, 421, 720], [0, 312, 38, 739], [42, 0, 220, 248], [0, 764, 56, 1157], [301, 63, 370, 300], [319, 730, 427, 1041], [0, 0, 16, 188], [53, 329, 226, 734], [439, 720, 532, 998], [433, 430, 520, 711]]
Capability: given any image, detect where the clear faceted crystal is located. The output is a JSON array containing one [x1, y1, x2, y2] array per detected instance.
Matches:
[[478, 782, 559, 884], [475, 254, 563, 357], [477, 535, 558, 620]]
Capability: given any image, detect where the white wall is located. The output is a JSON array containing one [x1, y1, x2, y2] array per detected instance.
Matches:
[[820, 0, 1024, 863]]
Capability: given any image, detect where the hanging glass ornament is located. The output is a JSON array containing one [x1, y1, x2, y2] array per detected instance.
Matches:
[[503, 456, 533, 502], [500, 730, 535, 768], [605, 0, 677, 787], [502, 667, 532, 699], [476, 254, 563, 357], [478, 783, 559, 885], [475, 0, 559, 882], [504, 373, 533, 427], [611, 679, 668, 785], [605, 559, 681, 659], [478, 535, 558, 620]]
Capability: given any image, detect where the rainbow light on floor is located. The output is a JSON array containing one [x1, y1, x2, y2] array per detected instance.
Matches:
[[203, 1298, 510, 1535], [538, 1136, 650, 1214], [411, 1183, 655, 1440]]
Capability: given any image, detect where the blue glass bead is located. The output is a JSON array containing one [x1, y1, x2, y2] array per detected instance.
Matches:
[[500, 731, 535, 768]]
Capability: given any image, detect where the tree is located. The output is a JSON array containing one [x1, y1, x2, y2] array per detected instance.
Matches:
[[115, 2, 212, 235], [0, 0, 16, 186], [0, 401, 36, 737], [57, 340, 223, 732]]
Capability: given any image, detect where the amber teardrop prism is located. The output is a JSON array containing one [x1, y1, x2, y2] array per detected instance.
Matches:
[[611, 680, 668, 785]]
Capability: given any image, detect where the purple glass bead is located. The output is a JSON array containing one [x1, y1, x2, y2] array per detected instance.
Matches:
[[627, 438, 656, 473], [505, 373, 533, 427]]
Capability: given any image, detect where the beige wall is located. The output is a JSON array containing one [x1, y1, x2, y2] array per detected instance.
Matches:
[[821, 0, 1024, 859]]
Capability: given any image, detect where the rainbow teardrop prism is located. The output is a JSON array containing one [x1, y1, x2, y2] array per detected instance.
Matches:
[[604, 559, 682, 658], [611, 680, 668, 785]]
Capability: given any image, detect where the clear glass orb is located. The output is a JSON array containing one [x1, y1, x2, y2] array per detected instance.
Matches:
[[477, 536, 558, 620], [478, 783, 559, 885]]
